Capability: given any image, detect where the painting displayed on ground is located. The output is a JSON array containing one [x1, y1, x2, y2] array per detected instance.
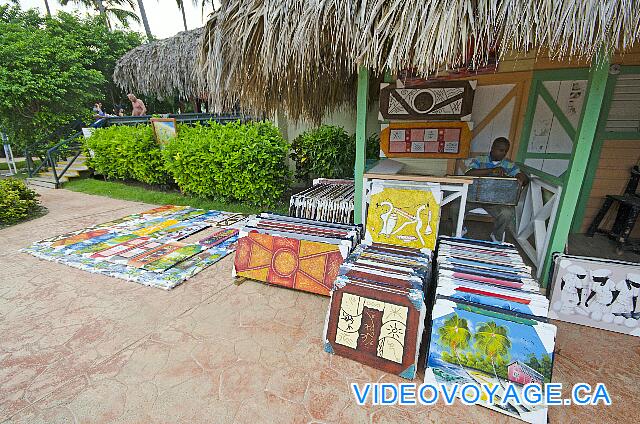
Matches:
[[365, 180, 441, 251], [234, 214, 359, 296], [323, 243, 429, 379], [379, 80, 476, 121], [150, 117, 178, 145], [21, 206, 246, 290], [379, 122, 472, 159], [425, 298, 556, 424], [424, 237, 556, 424], [549, 254, 640, 337]]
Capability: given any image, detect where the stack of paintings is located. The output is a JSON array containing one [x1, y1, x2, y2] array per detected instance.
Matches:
[[289, 179, 355, 224], [425, 237, 556, 424], [549, 254, 640, 337], [323, 243, 431, 379], [233, 213, 361, 296], [22, 206, 247, 290]]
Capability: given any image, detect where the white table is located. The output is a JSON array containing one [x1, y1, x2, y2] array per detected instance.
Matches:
[[362, 172, 473, 238]]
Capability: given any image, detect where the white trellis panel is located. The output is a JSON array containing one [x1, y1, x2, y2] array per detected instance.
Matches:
[[515, 176, 562, 278]]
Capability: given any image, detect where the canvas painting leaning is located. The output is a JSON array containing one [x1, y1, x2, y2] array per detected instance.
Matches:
[[549, 254, 640, 337]]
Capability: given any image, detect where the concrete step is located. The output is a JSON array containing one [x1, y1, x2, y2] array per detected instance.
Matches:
[[52, 164, 89, 172], [27, 177, 59, 189], [38, 170, 78, 180]]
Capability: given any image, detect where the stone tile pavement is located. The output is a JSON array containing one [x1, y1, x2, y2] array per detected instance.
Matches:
[[0, 188, 638, 423]]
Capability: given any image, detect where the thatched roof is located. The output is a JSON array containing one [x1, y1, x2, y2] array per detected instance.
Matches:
[[114, 28, 206, 100], [199, 0, 640, 122]]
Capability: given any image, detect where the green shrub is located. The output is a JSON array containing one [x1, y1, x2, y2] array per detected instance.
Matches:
[[0, 178, 41, 225], [163, 121, 291, 207], [290, 125, 380, 182], [85, 125, 169, 185]]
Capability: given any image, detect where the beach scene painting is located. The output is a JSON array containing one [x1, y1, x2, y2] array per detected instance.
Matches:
[[425, 298, 556, 424]]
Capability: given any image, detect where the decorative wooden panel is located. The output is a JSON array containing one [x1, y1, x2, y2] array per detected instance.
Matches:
[[380, 122, 472, 159], [379, 80, 476, 121]]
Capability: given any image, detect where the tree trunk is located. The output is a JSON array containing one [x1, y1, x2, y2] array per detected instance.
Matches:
[[180, 6, 187, 31], [136, 0, 153, 41], [43, 0, 51, 16], [95, 0, 110, 29]]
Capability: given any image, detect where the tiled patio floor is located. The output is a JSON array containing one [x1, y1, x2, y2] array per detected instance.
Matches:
[[1, 188, 638, 423]]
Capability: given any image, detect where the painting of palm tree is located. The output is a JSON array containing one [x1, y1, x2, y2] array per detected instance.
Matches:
[[474, 321, 511, 384], [437, 314, 471, 364]]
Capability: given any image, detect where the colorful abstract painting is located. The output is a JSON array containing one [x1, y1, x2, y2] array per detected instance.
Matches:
[[21, 206, 241, 290], [199, 228, 239, 248], [365, 181, 441, 251], [234, 231, 345, 296]]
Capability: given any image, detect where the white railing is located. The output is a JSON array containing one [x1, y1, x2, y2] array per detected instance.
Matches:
[[514, 176, 562, 278]]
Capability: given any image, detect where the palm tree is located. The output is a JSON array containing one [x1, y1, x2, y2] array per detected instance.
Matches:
[[59, 0, 141, 28], [135, 0, 153, 41], [437, 314, 471, 365], [473, 321, 511, 385], [43, 0, 52, 16], [176, 0, 187, 31]]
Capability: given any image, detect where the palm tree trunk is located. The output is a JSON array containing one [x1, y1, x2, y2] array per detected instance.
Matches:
[[136, 0, 153, 41], [95, 0, 111, 29], [43, 0, 51, 16], [180, 6, 187, 31]]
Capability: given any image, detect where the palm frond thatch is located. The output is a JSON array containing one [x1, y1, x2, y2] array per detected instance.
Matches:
[[199, 0, 640, 122], [114, 27, 206, 100]]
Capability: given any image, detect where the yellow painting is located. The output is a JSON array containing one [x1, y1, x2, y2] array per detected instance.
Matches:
[[365, 184, 441, 250]]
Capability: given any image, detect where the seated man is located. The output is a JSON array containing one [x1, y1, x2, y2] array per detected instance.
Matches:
[[463, 137, 529, 242]]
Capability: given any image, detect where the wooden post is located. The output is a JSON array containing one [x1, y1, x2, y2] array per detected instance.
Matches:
[[540, 54, 610, 285], [354, 66, 369, 225]]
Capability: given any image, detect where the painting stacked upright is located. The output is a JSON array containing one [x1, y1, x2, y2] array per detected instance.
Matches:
[[425, 237, 556, 424], [233, 213, 361, 296], [322, 178, 442, 378]]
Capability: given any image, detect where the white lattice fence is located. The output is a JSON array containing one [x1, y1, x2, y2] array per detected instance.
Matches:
[[515, 176, 562, 278]]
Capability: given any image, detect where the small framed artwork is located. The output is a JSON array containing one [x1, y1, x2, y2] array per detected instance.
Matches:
[[150, 118, 178, 146]]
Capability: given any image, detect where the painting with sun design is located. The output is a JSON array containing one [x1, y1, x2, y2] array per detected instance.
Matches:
[[233, 230, 348, 296], [365, 180, 442, 251], [323, 277, 426, 379]]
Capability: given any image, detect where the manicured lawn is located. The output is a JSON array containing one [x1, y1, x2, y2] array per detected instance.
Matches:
[[64, 178, 289, 215]]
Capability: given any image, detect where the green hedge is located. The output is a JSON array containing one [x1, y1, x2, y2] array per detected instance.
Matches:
[[85, 121, 291, 207], [163, 121, 290, 207], [0, 178, 41, 226], [85, 125, 169, 185], [290, 125, 380, 182]]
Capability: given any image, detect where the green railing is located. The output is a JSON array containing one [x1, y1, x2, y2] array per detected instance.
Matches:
[[25, 112, 252, 186]]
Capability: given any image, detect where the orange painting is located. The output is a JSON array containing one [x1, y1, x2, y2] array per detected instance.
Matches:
[[234, 231, 345, 296]]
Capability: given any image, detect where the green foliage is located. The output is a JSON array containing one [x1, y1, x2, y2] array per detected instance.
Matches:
[[85, 125, 169, 185], [290, 125, 380, 182], [437, 314, 472, 359], [163, 121, 291, 207], [0, 5, 142, 152], [526, 353, 553, 383], [0, 178, 41, 226]]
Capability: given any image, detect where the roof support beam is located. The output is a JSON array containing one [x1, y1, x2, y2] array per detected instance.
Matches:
[[354, 66, 369, 225]]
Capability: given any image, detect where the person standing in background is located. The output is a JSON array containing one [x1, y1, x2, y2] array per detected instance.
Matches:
[[127, 94, 147, 116]]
